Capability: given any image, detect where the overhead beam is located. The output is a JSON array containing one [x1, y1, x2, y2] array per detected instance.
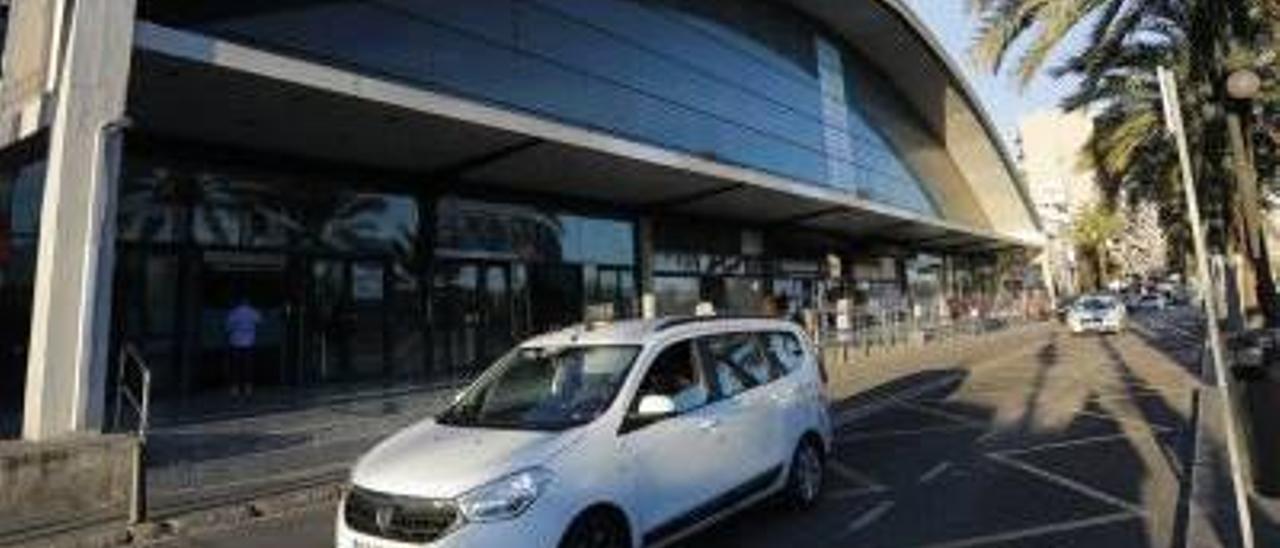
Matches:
[[642, 182, 745, 211], [433, 137, 543, 178], [769, 206, 848, 227]]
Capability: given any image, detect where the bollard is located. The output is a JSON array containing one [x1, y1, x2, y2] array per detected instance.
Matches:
[[130, 436, 147, 525]]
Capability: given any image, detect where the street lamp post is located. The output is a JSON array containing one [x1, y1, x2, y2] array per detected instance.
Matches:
[[1225, 68, 1278, 328], [1159, 66, 1255, 546]]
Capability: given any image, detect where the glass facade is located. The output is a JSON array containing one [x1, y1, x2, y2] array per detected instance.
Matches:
[[115, 153, 430, 400], [138, 0, 938, 216], [651, 218, 830, 318], [112, 145, 638, 408], [0, 141, 45, 437]]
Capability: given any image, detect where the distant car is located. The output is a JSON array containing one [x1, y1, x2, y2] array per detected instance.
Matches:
[[337, 317, 833, 548], [1055, 297, 1077, 323], [1130, 293, 1167, 312], [1068, 295, 1126, 334]]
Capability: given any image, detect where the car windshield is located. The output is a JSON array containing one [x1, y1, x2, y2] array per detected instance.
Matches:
[[1078, 297, 1114, 311], [437, 345, 641, 431]]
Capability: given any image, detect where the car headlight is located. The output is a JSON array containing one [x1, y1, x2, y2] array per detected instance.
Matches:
[[456, 468, 553, 522]]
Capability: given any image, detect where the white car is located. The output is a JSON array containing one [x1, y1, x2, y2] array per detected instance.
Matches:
[[1130, 293, 1167, 311], [1068, 295, 1126, 334], [337, 317, 833, 548]]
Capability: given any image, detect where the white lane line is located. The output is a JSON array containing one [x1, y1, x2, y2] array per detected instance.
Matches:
[[918, 512, 1142, 548], [899, 401, 986, 427], [838, 423, 982, 442], [842, 500, 895, 537], [986, 432, 1137, 457], [918, 461, 952, 484], [833, 371, 965, 428], [987, 453, 1145, 514], [828, 460, 885, 489]]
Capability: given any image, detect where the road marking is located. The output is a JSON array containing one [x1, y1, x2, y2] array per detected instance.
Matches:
[[842, 500, 895, 537], [838, 423, 982, 442], [833, 371, 965, 428], [828, 460, 885, 489], [987, 453, 1145, 514], [899, 401, 986, 427], [918, 512, 1142, 548], [918, 461, 952, 484], [986, 432, 1144, 456]]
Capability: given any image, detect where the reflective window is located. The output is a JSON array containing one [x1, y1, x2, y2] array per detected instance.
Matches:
[[0, 153, 45, 437], [119, 159, 421, 258], [699, 332, 776, 397], [635, 340, 708, 414], [654, 276, 699, 316], [436, 198, 633, 266], [438, 345, 641, 430], [140, 0, 944, 218]]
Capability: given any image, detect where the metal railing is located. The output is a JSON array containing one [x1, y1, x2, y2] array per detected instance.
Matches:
[[816, 309, 1036, 364], [113, 343, 152, 525]]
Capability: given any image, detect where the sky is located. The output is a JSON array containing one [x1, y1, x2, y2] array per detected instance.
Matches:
[[901, 0, 1086, 148]]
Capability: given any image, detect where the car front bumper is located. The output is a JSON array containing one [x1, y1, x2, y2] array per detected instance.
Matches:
[[1070, 318, 1123, 333], [334, 489, 577, 548]]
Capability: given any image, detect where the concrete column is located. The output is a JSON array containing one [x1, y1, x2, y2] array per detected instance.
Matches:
[[637, 216, 656, 318], [22, 0, 135, 441]]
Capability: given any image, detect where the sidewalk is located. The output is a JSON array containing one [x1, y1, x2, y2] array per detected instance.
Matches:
[[0, 380, 462, 548], [145, 380, 462, 518], [1180, 323, 1280, 548]]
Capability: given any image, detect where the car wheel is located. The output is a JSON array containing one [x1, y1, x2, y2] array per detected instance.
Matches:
[[559, 509, 631, 548], [784, 439, 824, 510]]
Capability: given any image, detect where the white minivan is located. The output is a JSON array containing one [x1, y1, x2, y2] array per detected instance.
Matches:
[[337, 317, 833, 548]]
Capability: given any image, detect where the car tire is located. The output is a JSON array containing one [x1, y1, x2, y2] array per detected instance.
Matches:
[[783, 438, 824, 510], [559, 508, 631, 548]]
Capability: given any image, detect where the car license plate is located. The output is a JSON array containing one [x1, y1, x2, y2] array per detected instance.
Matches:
[[347, 536, 396, 548]]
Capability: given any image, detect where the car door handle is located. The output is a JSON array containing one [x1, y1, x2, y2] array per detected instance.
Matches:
[[697, 418, 720, 430]]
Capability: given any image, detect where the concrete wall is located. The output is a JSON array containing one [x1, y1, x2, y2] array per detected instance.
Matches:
[[849, 66, 992, 229], [0, 434, 134, 536]]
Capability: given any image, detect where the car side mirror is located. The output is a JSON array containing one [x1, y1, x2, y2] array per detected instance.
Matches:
[[636, 395, 677, 418], [620, 394, 678, 434]]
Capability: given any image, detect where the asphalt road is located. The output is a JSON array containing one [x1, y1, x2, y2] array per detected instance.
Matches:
[[163, 310, 1205, 548]]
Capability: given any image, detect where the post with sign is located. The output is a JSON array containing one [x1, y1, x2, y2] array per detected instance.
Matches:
[[1158, 65, 1254, 547]]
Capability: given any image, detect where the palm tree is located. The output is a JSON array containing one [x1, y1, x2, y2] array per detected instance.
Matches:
[[1059, 4, 1202, 273], [971, 0, 1279, 319], [1071, 204, 1124, 290]]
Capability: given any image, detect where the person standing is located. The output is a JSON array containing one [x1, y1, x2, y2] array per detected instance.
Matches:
[[224, 297, 263, 397]]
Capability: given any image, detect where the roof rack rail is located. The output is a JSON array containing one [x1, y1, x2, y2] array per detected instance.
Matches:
[[653, 315, 780, 332]]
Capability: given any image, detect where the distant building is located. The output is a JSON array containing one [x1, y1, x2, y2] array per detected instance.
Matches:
[[1018, 110, 1165, 293], [1018, 110, 1099, 294]]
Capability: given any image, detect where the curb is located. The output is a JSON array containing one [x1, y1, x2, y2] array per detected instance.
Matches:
[[13, 482, 344, 548]]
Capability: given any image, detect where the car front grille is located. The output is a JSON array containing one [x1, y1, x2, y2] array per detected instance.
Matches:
[[344, 485, 459, 543]]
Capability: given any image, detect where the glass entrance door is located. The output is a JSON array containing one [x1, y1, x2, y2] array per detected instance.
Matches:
[[432, 261, 523, 377], [195, 251, 291, 395], [529, 264, 583, 333], [305, 257, 388, 383]]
